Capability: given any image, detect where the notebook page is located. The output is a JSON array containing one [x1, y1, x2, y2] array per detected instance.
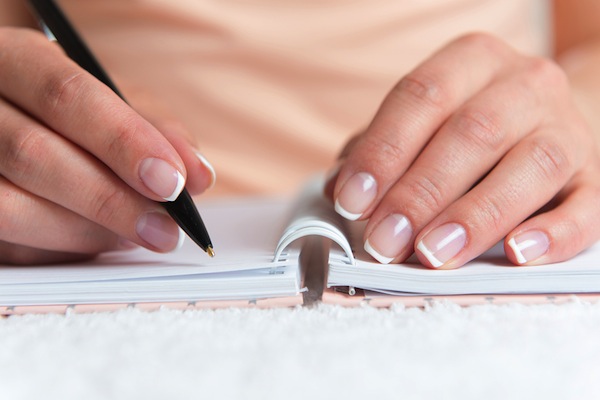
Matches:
[[0, 197, 304, 305]]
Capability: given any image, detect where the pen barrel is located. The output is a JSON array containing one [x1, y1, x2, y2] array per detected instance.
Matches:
[[162, 189, 212, 252]]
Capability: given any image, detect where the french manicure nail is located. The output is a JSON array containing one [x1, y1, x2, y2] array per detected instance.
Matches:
[[364, 214, 412, 264], [417, 223, 467, 268], [136, 212, 184, 252], [195, 151, 217, 190], [334, 172, 377, 220], [139, 158, 185, 201], [507, 230, 549, 264]]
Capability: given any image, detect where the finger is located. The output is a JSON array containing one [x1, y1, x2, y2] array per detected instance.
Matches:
[[362, 60, 554, 264], [323, 130, 365, 200], [0, 28, 187, 202], [0, 176, 121, 254], [414, 125, 587, 269], [333, 33, 517, 220], [505, 167, 600, 265], [323, 160, 343, 201], [150, 119, 216, 195], [0, 100, 183, 253], [0, 241, 98, 266], [338, 133, 364, 161]]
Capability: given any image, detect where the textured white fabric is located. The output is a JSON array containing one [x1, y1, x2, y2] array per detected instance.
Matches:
[[2, 301, 600, 400]]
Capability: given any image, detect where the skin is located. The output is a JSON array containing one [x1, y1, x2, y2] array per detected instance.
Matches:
[[329, 0, 600, 268], [1, 1, 599, 268], [0, 1, 214, 264]]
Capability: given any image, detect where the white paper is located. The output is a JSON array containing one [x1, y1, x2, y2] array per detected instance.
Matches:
[[0, 197, 303, 305]]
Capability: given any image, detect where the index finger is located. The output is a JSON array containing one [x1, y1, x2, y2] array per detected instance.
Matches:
[[0, 28, 186, 202]]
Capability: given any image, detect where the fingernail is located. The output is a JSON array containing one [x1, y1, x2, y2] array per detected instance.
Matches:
[[364, 214, 412, 264], [195, 151, 216, 190], [507, 230, 549, 264], [417, 223, 467, 268], [139, 158, 185, 201], [136, 212, 184, 252], [334, 172, 377, 220]]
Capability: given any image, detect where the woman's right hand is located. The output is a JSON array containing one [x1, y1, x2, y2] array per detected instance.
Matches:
[[0, 28, 215, 265]]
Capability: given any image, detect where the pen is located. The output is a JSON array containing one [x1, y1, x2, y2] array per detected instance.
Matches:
[[27, 0, 215, 257]]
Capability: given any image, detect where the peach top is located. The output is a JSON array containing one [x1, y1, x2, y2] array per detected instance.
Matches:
[[59, 0, 550, 196]]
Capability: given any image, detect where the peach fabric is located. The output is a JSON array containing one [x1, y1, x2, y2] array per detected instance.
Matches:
[[59, 0, 549, 197]]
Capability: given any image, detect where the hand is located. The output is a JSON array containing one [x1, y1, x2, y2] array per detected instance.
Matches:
[[328, 33, 600, 269], [0, 28, 215, 265]]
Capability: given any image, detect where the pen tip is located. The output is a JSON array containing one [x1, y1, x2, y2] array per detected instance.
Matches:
[[207, 246, 215, 258]]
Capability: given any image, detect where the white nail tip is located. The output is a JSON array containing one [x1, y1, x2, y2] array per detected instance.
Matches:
[[175, 227, 186, 251], [417, 241, 443, 268], [334, 199, 362, 221], [196, 151, 217, 190], [364, 240, 394, 264], [164, 171, 186, 202], [507, 237, 527, 264]]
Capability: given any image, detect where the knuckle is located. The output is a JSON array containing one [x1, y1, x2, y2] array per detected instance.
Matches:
[[453, 108, 505, 152], [396, 71, 448, 110], [528, 138, 571, 182], [39, 70, 87, 114], [525, 57, 568, 91], [361, 131, 408, 163], [471, 194, 507, 233], [404, 175, 446, 212], [91, 186, 128, 227], [2, 126, 46, 180], [104, 114, 145, 160]]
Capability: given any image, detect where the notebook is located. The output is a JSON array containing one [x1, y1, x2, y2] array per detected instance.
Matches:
[[0, 197, 307, 314], [2, 177, 600, 315]]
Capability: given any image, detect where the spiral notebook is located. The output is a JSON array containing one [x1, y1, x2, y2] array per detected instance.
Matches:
[[2, 177, 600, 315]]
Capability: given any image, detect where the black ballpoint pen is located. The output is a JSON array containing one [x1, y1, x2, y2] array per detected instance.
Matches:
[[27, 0, 215, 257]]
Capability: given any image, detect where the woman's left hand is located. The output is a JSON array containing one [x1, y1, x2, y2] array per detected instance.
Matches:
[[328, 33, 600, 269]]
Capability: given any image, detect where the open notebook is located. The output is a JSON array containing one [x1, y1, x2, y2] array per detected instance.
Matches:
[[2, 177, 600, 314], [0, 197, 307, 313]]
